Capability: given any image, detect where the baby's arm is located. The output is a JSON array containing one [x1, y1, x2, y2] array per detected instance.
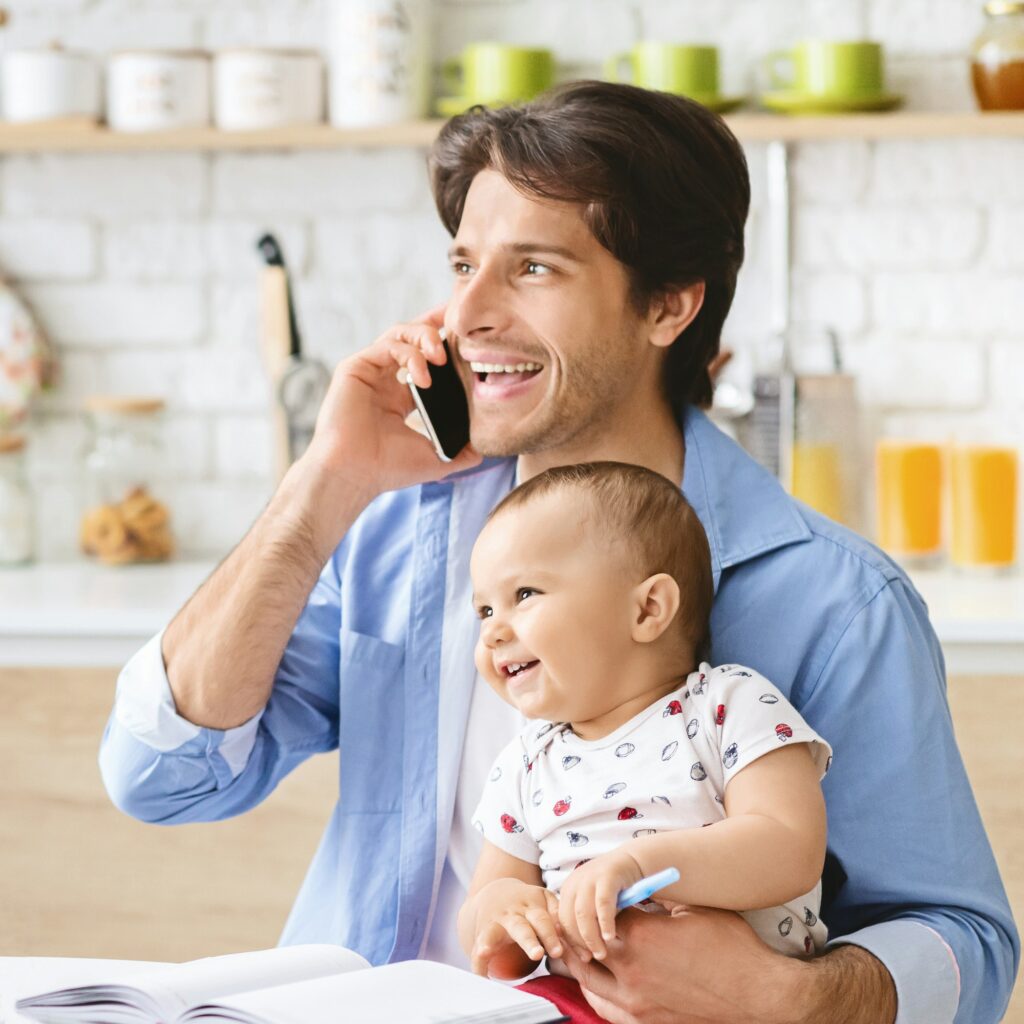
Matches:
[[458, 839, 564, 979], [559, 743, 826, 958], [642, 741, 827, 907]]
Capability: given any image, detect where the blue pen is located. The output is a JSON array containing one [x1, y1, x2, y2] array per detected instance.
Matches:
[[615, 867, 680, 911]]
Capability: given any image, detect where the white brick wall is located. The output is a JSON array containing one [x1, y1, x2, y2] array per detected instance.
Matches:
[[3, 155, 208, 217], [23, 284, 206, 346], [210, 150, 425, 216], [794, 206, 984, 270], [4, 0, 1021, 558], [0, 222, 96, 280]]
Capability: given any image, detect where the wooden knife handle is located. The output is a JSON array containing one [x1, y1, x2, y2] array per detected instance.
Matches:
[[259, 266, 293, 483]]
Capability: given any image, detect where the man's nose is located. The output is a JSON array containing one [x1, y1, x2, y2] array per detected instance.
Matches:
[[445, 262, 510, 342]]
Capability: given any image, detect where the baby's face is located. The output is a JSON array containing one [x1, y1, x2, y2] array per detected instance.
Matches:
[[470, 490, 637, 723]]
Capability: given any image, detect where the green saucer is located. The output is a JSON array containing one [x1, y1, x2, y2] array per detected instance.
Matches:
[[437, 93, 746, 117], [685, 93, 746, 114], [437, 95, 515, 116], [760, 89, 903, 114]]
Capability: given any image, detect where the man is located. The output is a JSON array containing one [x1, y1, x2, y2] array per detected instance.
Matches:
[[100, 82, 1018, 1023]]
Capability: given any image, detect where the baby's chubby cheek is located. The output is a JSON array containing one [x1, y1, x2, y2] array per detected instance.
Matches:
[[474, 640, 495, 683]]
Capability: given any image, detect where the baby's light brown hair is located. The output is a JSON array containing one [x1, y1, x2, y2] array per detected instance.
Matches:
[[488, 461, 713, 667]]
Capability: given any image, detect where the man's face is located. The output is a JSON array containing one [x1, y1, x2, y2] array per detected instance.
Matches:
[[444, 169, 653, 457], [470, 490, 637, 724]]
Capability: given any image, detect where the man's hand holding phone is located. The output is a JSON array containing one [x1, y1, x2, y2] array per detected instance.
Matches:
[[300, 304, 481, 510]]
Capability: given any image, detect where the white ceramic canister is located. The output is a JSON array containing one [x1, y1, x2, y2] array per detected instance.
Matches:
[[214, 49, 324, 130], [1, 48, 101, 123], [327, 0, 431, 127], [107, 50, 211, 132]]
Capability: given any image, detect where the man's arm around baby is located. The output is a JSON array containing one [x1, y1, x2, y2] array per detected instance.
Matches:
[[459, 742, 892, 1022], [559, 907, 896, 1024]]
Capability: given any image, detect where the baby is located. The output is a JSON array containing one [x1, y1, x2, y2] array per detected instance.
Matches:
[[457, 461, 833, 982]]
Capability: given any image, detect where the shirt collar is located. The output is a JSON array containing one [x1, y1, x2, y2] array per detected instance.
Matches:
[[681, 406, 812, 588], [445, 405, 813, 588]]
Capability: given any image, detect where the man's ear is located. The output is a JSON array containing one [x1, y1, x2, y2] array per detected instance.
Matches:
[[648, 281, 706, 351], [631, 573, 681, 644]]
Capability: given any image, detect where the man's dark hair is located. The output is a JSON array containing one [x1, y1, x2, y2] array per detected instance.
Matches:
[[428, 80, 750, 412]]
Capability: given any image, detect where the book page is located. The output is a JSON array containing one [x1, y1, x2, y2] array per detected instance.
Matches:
[[12, 945, 368, 1024], [117, 945, 369, 1018], [0, 958, 162, 1024], [182, 960, 564, 1024]]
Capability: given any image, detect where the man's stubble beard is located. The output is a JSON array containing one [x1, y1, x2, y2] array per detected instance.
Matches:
[[468, 344, 631, 459]]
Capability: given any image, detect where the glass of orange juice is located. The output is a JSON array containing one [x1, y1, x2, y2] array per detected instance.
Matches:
[[875, 439, 944, 564], [950, 443, 1018, 571], [792, 441, 843, 523]]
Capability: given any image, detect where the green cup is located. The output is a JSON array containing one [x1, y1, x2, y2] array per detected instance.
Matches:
[[441, 43, 555, 105], [604, 42, 720, 99], [766, 40, 885, 98]]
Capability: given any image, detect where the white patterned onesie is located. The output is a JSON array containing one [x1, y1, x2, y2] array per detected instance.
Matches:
[[472, 662, 834, 957]]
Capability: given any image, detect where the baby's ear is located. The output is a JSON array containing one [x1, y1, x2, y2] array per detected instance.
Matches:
[[631, 573, 681, 644]]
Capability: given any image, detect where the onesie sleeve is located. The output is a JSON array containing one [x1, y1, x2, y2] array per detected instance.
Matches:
[[471, 734, 542, 866], [693, 663, 833, 788]]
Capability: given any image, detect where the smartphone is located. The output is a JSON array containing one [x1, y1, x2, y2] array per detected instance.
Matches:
[[406, 337, 470, 462]]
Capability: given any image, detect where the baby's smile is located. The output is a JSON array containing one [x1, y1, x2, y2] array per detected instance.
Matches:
[[505, 663, 542, 703], [499, 658, 540, 679]]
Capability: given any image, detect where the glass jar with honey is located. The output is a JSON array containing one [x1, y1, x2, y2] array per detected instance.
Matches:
[[79, 396, 174, 565], [972, 1, 1024, 110]]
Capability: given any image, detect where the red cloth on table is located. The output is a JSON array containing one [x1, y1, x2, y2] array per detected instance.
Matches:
[[517, 975, 611, 1023]]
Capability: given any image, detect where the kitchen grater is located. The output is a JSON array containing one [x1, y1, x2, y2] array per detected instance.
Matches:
[[743, 330, 795, 485], [748, 368, 796, 482]]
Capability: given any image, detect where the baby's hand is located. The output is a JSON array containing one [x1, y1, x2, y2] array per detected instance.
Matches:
[[557, 848, 644, 961], [470, 878, 563, 979]]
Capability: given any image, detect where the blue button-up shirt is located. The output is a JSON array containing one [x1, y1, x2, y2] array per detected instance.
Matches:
[[99, 407, 1019, 1023]]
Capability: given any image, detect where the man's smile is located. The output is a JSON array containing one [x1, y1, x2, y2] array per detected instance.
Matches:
[[471, 365, 545, 401], [458, 346, 545, 398]]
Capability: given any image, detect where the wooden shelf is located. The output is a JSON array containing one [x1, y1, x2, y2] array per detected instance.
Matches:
[[0, 111, 1023, 153], [727, 110, 1024, 142], [0, 117, 444, 153]]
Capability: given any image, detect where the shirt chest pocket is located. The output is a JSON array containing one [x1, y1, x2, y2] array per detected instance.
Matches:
[[338, 628, 406, 813]]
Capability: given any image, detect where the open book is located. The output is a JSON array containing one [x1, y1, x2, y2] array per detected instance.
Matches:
[[9, 945, 567, 1024]]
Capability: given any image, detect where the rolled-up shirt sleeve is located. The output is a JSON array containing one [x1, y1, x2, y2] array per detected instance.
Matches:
[[99, 557, 343, 825], [799, 577, 1018, 1024], [110, 627, 263, 774]]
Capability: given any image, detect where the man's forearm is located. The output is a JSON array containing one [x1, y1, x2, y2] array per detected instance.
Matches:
[[788, 944, 897, 1024], [161, 454, 372, 729]]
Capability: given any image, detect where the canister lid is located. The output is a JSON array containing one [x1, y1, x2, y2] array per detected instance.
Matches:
[[214, 47, 322, 59], [985, 1, 1024, 14], [2, 43, 93, 59], [85, 396, 166, 414], [0, 434, 26, 453], [109, 48, 211, 60]]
